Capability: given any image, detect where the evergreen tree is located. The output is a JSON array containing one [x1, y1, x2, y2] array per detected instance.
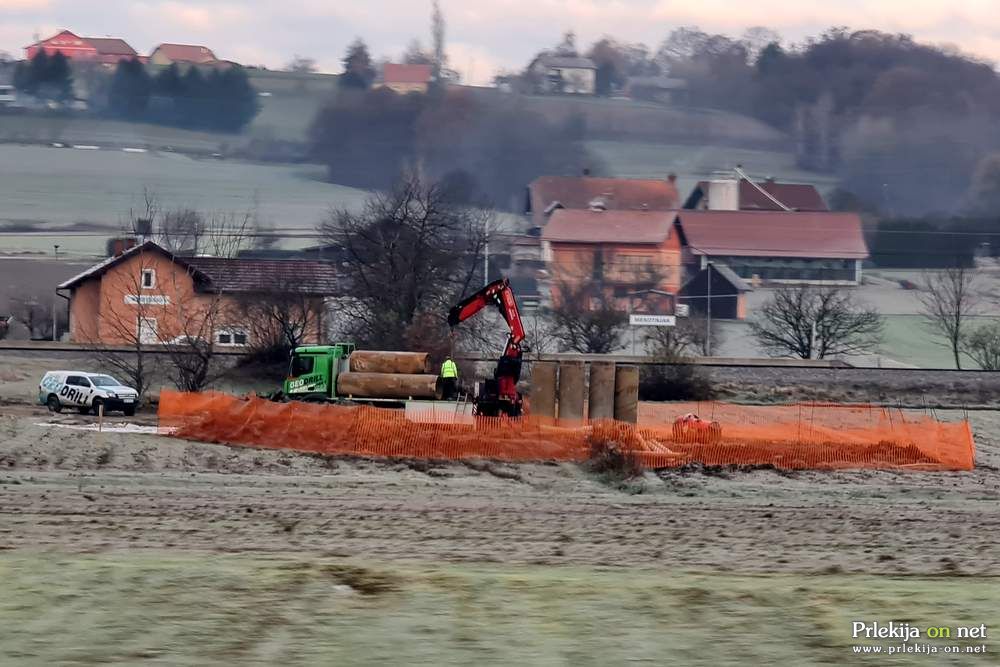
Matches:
[[154, 63, 184, 96], [45, 51, 74, 101], [178, 66, 208, 127], [209, 67, 259, 131], [340, 39, 375, 89], [108, 58, 151, 119], [14, 51, 49, 95]]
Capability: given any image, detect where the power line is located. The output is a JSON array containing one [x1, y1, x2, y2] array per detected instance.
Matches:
[[5, 225, 1000, 239]]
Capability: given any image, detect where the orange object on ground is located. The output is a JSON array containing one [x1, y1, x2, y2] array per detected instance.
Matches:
[[157, 392, 975, 472]]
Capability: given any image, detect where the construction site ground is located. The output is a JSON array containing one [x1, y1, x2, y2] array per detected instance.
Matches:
[[2, 398, 999, 664]]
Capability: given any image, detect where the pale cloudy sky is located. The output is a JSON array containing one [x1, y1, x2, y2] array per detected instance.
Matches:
[[3, 0, 1000, 84]]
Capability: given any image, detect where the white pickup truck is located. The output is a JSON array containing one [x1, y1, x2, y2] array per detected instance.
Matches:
[[39, 371, 139, 416]]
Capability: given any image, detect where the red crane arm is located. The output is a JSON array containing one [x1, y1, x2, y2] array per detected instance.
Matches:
[[448, 278, 525, 350]]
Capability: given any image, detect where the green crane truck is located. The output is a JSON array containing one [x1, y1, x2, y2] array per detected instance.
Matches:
[[282, 343, 356, 401]]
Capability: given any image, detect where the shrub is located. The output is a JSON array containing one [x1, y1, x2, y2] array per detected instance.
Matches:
[[587, 422, 643, 482], [639, 363, 715, 401]]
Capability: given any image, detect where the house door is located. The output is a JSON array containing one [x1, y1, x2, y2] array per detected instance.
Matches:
[[138, 317, 158, 344]]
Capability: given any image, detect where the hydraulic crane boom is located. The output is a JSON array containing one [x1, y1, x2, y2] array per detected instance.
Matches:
[[447, 278, 525, 416]]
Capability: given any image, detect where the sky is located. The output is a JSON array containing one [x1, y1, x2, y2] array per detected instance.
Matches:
[[3, 0, 1000, 84]]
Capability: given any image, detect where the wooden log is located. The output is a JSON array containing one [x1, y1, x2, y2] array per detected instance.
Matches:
[[614, 365, 639, 424], [588, 361, 616, 421], [557, 361, 585, 423], [336, 372, 442, 400], [530, 362, 557, 418], [348, 351, 432, 374]]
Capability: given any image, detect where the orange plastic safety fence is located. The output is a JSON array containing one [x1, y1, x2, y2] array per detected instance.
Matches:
[[157, 392, 975, 471]]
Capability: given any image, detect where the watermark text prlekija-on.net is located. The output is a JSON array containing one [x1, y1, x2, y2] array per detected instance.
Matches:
[[851, 621, 989, 655]]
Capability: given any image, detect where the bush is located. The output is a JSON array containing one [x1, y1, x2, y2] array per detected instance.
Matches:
[[639, 363, 715, 401], [587, 430, 642, 482]]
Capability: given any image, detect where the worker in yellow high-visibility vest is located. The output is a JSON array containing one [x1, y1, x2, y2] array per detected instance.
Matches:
[[440, 357, 459, 400]]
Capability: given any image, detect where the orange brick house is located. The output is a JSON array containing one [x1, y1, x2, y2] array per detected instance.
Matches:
[[378, 63, 433, 94], [57, 242, 339, 347], [541, 209, 682, 309]]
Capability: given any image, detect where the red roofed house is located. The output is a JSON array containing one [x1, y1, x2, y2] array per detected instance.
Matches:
[[149, 43, 218, 67], [673, 211, 869, 286], [542, 208, 683, 309], [57, 241, 339, 347], [379, 63, 433, 94], [683, 177, 829, 212], [527, 175, 681, 229], [25, 30, 141, 65]]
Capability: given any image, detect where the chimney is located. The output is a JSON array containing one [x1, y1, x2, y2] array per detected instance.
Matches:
[[707, 178, 739, 211], [134, 217, 152, 242], [582, 167, 591, 176], [106, 236, 138, 257], [667, 173, 677, 184]]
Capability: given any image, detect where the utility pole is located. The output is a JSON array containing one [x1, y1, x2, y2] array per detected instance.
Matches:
[[52, 244, 60, 342], [705, 261, 712, 357], [483, 224, 489, 287]]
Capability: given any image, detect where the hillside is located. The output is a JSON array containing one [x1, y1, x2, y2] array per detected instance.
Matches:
[[0, 69, 338, 155]]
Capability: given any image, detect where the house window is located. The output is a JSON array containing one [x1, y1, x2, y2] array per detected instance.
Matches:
[[216, 328, 248, 346], [141, 269, 156, 289]]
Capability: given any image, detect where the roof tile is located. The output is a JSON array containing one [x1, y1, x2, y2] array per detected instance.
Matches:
[[690, 180, 828, 211], [382, 63, 433, 84], [185, 257, 340, 294], [675, 211, 868, 259], [543, 209, 674, 244], [84, 37, 137, 56], [59, 242, 341, 295], [529, 176, 679, 224], [152, 43, 217, 64]]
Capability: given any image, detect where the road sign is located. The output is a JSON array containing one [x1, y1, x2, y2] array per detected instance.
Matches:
[[629, 314, 676, 327]]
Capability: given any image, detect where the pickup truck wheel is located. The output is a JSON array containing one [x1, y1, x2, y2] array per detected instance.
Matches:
[[91, 398, 105, 416], [46, 394, 62, 413]]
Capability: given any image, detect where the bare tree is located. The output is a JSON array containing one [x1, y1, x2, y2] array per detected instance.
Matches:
[[9, 292, 66, 340], [919, 267, 980, 369], [123, 189, 255, 258], [237, 279, 324, 362], [963, 321, 1000, 371], [85, 246, 161, 398], [155, 269, 231, 392], [285, 55, 317, 73], [750, 286, 883, 359], [548, 280, 627, 354], [644, 314, 720, 359], [319, 173, 491, 350]]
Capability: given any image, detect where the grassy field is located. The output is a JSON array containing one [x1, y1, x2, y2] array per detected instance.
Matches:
[[0, 144, 370, 256], [2, 553, 996, 665], [0, 70, 336, 150], [713, 315, 977, 369]]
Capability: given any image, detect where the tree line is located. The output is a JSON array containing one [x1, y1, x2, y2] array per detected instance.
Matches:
[[12, 50, 73, 101], [309, 82, 600, 209], [107, 60, 259, 132]]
